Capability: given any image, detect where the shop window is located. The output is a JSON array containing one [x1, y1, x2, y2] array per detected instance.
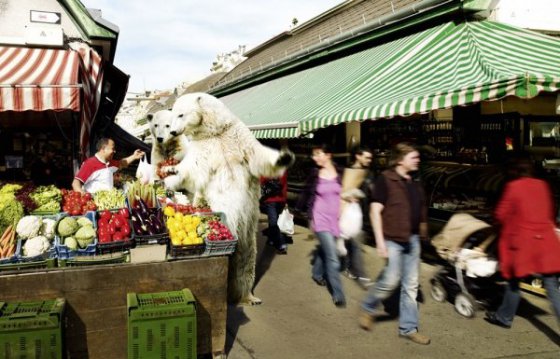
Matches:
[[528, 121, 560, 147]]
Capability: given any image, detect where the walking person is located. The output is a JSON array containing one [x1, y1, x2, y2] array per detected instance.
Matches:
[[341, 147, 375, 288], [485, 156, 560, 329], [358, 143, 430, 345], [260, 172, 289, 254], [296, 144, 346, 307]]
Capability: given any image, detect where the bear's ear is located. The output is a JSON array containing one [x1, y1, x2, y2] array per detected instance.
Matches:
[[147, 114, 153, 121]]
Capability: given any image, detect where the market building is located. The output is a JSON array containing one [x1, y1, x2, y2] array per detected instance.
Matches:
[[0, 0, 147, 186], [208, 0, 560, 223]]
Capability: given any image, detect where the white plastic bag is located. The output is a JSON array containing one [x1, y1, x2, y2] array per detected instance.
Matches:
[[277, 207, 295, 235], [136, 156, 153, 184], [336, 237, 348, 257], [339, 202, 362, 239]]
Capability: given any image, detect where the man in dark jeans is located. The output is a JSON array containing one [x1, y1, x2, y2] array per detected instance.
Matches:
[[260, 172, 289, 254], [358, 142, 430, 345]]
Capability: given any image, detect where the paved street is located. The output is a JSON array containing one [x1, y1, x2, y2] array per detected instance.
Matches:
[[225, 216, 560, 359]]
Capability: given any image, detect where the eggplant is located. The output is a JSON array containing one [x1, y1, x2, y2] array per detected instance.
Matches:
[[135, 195, 150, 216], [149, 214, 163, 234]]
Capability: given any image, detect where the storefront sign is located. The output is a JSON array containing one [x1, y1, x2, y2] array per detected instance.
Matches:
[[24, 25, 63, 47], [30, 10, 61, 24]]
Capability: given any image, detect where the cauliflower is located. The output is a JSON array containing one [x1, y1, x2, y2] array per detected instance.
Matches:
[[23, 235, 51, 257], [16, 216, 42, 239], [57, 217, 78, 237], [77, 217, 93, 228], [74, 226, 95, 248], [41, 218, 57, 240]]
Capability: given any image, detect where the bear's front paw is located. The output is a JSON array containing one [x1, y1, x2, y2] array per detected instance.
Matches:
[[276, 150, 295, 168]]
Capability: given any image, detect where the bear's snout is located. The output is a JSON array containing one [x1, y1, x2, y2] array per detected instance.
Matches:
[[157, 137, 164, 143]]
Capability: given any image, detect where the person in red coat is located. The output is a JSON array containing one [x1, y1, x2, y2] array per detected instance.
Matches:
[[485, 157, 560, 329]]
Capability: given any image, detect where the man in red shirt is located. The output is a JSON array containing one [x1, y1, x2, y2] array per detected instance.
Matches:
[[72, 137, 145, 193]]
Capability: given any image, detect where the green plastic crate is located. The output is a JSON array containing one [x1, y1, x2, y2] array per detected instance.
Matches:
[[0, 297, 65, 359], [127, 288, 196, 359]]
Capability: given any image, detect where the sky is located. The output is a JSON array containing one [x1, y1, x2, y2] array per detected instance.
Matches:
[[81, 0, 343, 94]]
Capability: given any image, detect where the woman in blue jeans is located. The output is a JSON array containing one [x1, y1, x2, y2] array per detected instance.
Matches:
[[296, 144, 346, 307]]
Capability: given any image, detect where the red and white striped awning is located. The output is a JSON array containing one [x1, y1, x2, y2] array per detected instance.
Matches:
[[0, 46, 82, 111]]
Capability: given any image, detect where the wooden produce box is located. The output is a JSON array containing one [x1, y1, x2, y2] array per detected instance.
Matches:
[[0, 257, 229, 358]]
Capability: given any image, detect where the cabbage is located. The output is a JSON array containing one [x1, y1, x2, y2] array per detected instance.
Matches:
[[65, 237, 78, 251], [77, 217, 93, 227], [75, 226, 95, 248], [57, 217, 79, 237]]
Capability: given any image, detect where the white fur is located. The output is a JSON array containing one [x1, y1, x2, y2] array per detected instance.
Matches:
[[148, 109, 189, 181], [164, 93, 291, 305]]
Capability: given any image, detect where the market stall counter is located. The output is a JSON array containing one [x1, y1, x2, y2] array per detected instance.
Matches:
[[0, 256, 228, 358]]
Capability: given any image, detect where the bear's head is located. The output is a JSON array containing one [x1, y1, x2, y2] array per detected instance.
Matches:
[[170, 93, 236, 139], [147, 109, 175, 144]]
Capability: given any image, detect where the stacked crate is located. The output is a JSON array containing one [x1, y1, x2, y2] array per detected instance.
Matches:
[[0, 298, 65, 359], [127, 288, 196, 359]]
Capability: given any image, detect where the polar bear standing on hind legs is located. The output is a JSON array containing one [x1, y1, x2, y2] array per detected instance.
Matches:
[[162, 92, 294, 305]]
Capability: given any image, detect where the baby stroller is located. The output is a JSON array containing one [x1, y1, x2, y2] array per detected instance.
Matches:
[[430, 213, 502, 318]]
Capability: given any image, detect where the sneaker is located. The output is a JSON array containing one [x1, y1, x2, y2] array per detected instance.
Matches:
[[358, 310, 374, 331], [357, 277, 373, 289], [334, 299, 346, 308], [344, 270, 357, 280], [399, 332, 431, 345], [312, 277, 327, 286], [276, 246, 287, 255], [484, 311, 511, 329]]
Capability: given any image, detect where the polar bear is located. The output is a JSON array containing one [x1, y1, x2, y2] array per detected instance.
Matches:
[[162, 93, 294, 305], [147, 109, 189, 181]]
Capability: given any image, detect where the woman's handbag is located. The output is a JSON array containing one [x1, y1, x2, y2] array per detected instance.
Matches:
[[277, 207, 295, 235]]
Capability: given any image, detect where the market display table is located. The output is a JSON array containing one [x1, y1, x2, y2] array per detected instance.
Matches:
[[0, 256, 228, 358]]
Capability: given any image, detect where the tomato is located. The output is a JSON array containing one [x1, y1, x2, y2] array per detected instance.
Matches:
[[70, 208, 80, 216], [83, 193, 92, 201], [108, 223, 116, 235], [112, 232, 124, 241]]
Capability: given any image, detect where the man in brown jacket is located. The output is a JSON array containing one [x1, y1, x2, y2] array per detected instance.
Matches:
[[358, 143, 430, 345]]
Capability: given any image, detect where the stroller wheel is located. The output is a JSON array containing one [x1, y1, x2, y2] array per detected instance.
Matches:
[[430, 281, 447, 303], [455, 293, 476, 318]]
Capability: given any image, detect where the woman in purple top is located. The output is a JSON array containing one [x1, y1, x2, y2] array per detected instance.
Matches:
[[296, 144, 346, 307]]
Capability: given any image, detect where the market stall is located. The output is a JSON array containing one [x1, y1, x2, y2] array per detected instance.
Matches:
[[0, 181, 236, 358]]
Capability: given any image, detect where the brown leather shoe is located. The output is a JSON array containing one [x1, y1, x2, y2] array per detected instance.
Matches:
[[399, 332, 431, 345], [358, 311, 374, 331]]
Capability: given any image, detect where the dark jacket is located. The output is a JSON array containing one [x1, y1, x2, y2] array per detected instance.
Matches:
[[377, 169, 427, 242], [296, 166, 343, 221]]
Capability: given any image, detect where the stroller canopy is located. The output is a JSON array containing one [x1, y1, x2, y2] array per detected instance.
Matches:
[[432, 213, 492, 261]]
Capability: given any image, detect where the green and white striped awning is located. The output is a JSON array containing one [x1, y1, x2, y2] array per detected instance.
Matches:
[[220, 20, 560, 137], [250, 127, 300, 139]]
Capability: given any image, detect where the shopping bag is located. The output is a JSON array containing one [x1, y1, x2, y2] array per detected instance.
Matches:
[[277, 207, 295, 235], [336, 237, 348, 257], [136, 156, 153, 184], [339, 202, 362, 239]]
